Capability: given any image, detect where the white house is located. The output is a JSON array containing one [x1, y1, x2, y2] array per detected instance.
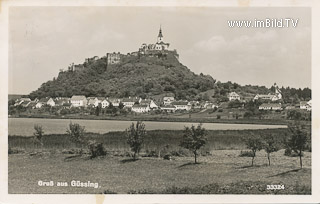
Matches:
[[35, 97, 55, 108], [171, 101, 191, 111], [87, 97, 100, 107], [228, 92, 240, 101], [259, 103, 282, 110], [254, 83, 282, 101], [203, 101, 218, 109], [160, 104, 176, 112], [14, 98, 31, 106], [131, 104, 150, 113], [109, 98, 121, 107], [122, 97, 138, 108], [140, 99, 159, 109], [163, 96, 175, 105], [70, 95, 87, 107], [300, 100, 312, 111], [101, 99, 110, 108]]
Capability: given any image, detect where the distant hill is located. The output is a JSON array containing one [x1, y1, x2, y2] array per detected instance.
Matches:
[[28, 50, 311, 103]]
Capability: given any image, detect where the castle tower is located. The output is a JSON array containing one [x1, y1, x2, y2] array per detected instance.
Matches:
[[157, 26, 164, 43]]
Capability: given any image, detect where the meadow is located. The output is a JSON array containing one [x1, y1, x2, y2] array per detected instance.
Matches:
[[8, 128, 311, 194]]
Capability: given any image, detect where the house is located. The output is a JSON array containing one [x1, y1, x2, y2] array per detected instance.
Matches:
[[28, 101, 37, 109], [259, 103, 282, 110], [21, 101, 31, 108], [190, 101, 202, 109], [14, 98, 31, 106], [35, 97, 55, 108], [300, 100, 312, 111], [171, 101, 191, 111], [109, 98, 121, 107], [87, 97, 100, 107], [254, 83, 282, 101], [70, 95, 87, 107], [203, 101, 218, 109], [228, 92, 240, 101], [140, 99, 159, 109], [54, 97, 70, 107], [122, 97, 138, 108], [131, 104, 150, 113], [163, 96, 175, 105], [160, 104, 176, 112], [253, 94, 280, 101], [101, 99, 110, 108]]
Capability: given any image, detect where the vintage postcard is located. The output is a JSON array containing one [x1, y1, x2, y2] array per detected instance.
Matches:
[[0, 0, 319, 203]]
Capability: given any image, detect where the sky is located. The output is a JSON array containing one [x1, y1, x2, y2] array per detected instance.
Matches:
[[9, 7, 311, 95]]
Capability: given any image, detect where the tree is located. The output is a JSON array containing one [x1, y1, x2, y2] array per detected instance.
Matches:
[[126, 121, 146, 160], [66, 122, 86, 150], [287, 122, 309, 168], [33, 124, 44, 146], [118, 102, 125, 109], [262, 134, 281, 166], [243, 135, 264, 166], [180, 124, 207, 164]]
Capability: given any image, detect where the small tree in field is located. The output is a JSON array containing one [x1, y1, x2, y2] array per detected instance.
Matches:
[[287, 122, 309, 168], [126, 121, 146, 160], [180, 124, 207, 164], [243, 135, 264, 166], [262, 134, 281, 166], [33, 124, 44, 146], [66, 122, 86, 152]]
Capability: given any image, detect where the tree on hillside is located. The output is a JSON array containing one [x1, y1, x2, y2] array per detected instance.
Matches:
[[180, 124, 207, 164], [262, 134, 282, 166], [287, 122, 309, 168], [33, 124, 44, 146], [243, 135, 264, 166], [126, 121, 146, 160]]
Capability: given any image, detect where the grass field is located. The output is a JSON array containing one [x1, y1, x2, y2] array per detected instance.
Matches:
[[8, 127, 311, 194], [8, 150, 311, 194], [9, 128, 291, 153]]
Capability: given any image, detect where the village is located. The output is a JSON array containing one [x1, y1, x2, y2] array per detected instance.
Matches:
[[11, 85, 312, 115]]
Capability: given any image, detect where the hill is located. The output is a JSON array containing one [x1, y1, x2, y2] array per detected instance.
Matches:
[[28, 50, 311, 103], [29, 51, 217, 101]]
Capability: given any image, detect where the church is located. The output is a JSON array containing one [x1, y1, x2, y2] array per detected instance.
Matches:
[[139, 26, 170, 53]]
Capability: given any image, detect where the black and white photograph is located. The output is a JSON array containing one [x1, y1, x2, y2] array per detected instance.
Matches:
[[1, 0, 319, 203]]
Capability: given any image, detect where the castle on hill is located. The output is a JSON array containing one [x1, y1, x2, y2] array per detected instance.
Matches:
[[67, 26, 178, 72]]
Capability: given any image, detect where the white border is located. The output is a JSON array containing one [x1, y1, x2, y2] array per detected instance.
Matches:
[[0, 0, 319, 203]]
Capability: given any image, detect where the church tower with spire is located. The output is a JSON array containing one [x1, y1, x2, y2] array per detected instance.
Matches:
[[157, 26, 164, 43]]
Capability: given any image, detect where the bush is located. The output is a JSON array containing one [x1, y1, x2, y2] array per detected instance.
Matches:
[[88, 140, 106, 158]]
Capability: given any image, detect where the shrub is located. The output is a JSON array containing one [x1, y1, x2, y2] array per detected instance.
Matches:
[[88, 140, 106, 158], [33, 124, 44, 146]]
